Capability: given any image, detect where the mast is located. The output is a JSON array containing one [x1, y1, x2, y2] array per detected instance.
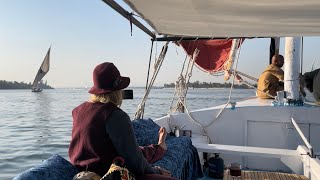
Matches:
[[284, 37, 301, 101]]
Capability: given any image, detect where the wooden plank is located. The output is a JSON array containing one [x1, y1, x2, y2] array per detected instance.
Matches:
[[224, 170, 229, 180], [282, 172, 290, 180], [290, 173, 301, 180], [253, 171, 261, 180], [264, 172, 272, 180], [254, 171, 261, 180], [220, 170, 308, 180], [246, 171, 250, 180], [281, 172, 291, 180], [291, 173, 301, 180], [247, 171, 253, 180], [259, 171, 266, 180], [268, 172, 275, 180], [276, 172, 285, 180], [290, 174, 300, 180], [243, 170, 248, 180], [240, 170, 244, 180], [270, 172, 280, 180], [287, 172, 299, 180], [248, 171, 253, 180], [242, 170, 247, 180], [262, 171, 271, 180], [298, 174, 308, 180]]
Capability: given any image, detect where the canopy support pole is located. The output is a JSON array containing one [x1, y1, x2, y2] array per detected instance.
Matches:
[[145, 40, 154, 91], [101, 0, 156, 39], [284, 37, 302, 101], [155, 37, 253, 42]]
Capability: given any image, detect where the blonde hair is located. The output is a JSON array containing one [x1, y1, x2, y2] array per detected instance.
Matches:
[[89, 90, 123, 107]]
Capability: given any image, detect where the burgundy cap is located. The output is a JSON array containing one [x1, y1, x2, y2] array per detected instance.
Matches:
[[88, 62, 130, 94]]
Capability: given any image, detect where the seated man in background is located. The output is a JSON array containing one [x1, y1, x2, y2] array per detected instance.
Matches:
[[303, 68, 320, 105], [257, 54, 284, 99]]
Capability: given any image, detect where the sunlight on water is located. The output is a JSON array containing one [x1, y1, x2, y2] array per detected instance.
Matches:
[[0, 88, 255, 180]]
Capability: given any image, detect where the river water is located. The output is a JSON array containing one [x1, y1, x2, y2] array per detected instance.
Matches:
[[0, 88, 255, 179]]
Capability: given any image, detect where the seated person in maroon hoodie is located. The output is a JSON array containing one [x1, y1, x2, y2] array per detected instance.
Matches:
[[69, 62, 175, 179]]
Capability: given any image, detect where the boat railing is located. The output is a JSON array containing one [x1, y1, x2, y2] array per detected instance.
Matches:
[[291, 117, 314, 158]]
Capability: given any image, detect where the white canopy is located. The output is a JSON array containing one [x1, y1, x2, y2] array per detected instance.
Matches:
[[124, 0, 320, 37]]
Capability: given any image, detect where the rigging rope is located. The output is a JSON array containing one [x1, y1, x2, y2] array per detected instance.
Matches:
[[134, 42, 169, 120], [238, 78, 275, 99], [215, 39, 242, 119], [167, 43, 211, 136], [168, 39, 244, 139], [167, 39, 282, 141], [169, 49, 199, 113]]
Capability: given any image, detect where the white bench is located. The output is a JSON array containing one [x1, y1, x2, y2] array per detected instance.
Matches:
[[192, 142, 305, 174], [193, 143, 300, 158]]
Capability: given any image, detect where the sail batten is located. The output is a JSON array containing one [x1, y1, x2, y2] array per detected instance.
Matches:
[[32, 47, 50, 91]]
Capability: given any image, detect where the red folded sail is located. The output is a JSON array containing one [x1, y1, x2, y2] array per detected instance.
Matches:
[[179, 39, 235, 73]]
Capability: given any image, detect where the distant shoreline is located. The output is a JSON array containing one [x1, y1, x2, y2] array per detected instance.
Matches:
[[0, 81, 254, 90], [164, 81, 254, 89], [0, 80, 54, 90]]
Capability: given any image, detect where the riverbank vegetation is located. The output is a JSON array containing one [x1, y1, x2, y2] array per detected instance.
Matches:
[[0, 80, 53, 89], [164, 81, 254, 89]]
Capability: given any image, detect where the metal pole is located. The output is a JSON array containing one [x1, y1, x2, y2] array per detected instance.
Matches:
[[101, 0, 156, 39], [145, 40, 154, 91], [284, 37, 301, 100], [300, 37, 304, 74], [155, 36, 256, 42], [291, 117, 314, 158]]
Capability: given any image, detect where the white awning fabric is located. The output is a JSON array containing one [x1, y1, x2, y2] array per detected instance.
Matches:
[[124, 0, 320, 37]]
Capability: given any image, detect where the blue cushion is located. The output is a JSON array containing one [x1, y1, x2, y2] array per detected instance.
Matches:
[[13, 154, 79, 180], [152, 136, 203, 180], [132, 118, 203, 180], [132, 118, 160, 146]]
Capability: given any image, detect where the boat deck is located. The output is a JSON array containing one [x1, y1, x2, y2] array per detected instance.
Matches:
[[201, 170, 308, 180], [228, 170, 307, 180]]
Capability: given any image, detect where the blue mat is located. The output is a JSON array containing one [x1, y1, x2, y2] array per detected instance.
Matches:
[[133, 118, 203, 180], [13, 154, 78, 180], [14, 119, 203, 180]]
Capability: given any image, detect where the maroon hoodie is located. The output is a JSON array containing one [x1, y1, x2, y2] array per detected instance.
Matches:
[[69, 102, 118, 176]]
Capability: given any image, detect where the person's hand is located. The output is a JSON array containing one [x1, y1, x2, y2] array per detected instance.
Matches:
[[154, 166, 172, 176]]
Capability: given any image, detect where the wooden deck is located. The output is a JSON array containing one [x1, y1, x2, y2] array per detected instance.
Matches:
[[223, 170, 308, 180]]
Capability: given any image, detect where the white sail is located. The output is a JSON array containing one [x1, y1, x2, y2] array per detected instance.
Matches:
[[32, 47, 50, 91]]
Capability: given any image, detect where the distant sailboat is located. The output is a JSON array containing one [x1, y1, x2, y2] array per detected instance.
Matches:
[[32, 47, 51, 92]]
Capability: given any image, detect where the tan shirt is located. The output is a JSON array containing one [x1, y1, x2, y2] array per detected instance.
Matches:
[[257, 64, 284, 99], [304, 68, 320, 103]]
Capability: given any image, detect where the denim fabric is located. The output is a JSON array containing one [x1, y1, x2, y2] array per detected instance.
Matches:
[[13, 154, 79, 180], [14, 119, 203, 180], [132, 119, 203, 180], [132, 118, 160, 146]]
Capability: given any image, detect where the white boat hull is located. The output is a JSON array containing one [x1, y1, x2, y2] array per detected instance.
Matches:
[[154, 97, 320, 178]]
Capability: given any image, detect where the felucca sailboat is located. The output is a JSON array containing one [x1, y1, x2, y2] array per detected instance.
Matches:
[[31, 47, 50, 92]]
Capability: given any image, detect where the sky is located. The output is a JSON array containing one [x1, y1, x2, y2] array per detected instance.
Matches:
[[1, 0, 320, 88]]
